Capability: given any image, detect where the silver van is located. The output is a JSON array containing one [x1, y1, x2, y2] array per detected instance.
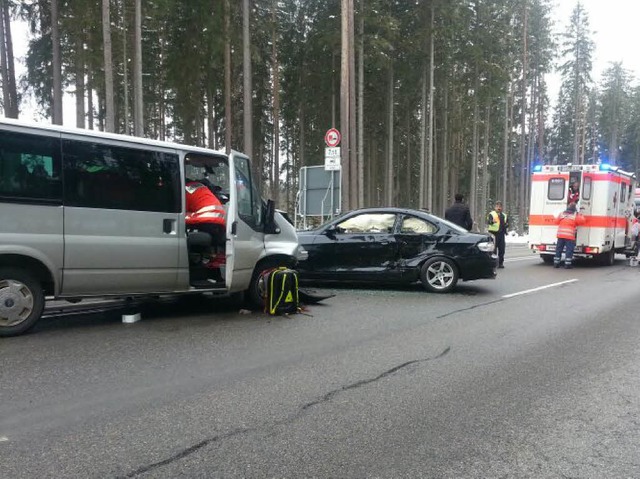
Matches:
[[0, 119, 303, 336]]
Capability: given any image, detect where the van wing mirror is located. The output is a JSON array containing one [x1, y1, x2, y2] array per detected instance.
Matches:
[[264, 199, 280, 234]]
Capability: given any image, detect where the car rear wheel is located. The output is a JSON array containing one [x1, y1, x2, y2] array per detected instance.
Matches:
[[0, 268, 45, 337], [420, 257, 459, 293]]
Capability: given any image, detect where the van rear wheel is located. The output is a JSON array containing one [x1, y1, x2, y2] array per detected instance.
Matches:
[[0, 268, 45, 337]]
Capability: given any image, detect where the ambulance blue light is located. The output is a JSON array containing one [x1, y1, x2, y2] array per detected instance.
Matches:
[[533, 164, 542, 172], [600, 163, 611, 171]]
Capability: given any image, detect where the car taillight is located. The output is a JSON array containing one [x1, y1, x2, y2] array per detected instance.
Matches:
[[583, 246, 600, 254], [538, 244, 546, 251]]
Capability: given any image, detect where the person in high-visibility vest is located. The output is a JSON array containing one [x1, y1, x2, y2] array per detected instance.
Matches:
[[487, 201, 509, 268], [553, 202, 586, 269]]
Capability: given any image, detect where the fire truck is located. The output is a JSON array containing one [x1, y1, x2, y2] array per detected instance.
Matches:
[[528, 164, 637, 265]]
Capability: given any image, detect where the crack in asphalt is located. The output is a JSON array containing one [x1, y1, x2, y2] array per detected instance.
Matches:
[[300, 346, 451, 411], [119, 346, 450, 478], [118, 428, 254, 478], [436, 299, 504, 319]]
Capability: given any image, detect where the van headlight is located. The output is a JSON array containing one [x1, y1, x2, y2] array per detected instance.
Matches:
[[477, 241, 494, 253]]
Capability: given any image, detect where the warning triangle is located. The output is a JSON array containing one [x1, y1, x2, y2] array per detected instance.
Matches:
[[285, 291, 294, 302]]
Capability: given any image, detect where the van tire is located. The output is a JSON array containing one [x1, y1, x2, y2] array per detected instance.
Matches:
[[0, 268, 45, 337], [541, 254, 554, 265], [247, 260, 280, 310]]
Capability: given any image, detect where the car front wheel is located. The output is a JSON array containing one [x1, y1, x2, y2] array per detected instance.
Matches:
[[420, 257, 459, 293]]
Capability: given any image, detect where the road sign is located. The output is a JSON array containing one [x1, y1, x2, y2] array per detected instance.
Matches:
[[324, 128, 341, 147], [324, 146, 341, 171]]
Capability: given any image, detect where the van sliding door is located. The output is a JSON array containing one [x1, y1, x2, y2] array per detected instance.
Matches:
[[61, 136, 181, 295]]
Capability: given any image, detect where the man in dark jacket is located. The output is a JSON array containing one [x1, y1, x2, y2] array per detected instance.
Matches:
[[445, 193, 473, 230]]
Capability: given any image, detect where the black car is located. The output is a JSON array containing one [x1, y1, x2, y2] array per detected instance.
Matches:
[[296, 207, 497, 293]]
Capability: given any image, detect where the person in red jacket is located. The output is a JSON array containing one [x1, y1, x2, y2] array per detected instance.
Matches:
[[554, 202, 586, 269], [185, 180, 226, 243]]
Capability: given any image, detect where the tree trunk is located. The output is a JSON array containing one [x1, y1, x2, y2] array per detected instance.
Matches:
[[87, 71, 94, 130], [340, 0, 351, 212], [133, 0, 144, 136], [426, 1, 435, 212], [481, 106, 490, 220], [502, 87, 510, 204], [441, 77, 449, 218], [357, 10, 364, 208], [419, 59, 427, 209], [518, 0, 528, 232], [224, 0, 232, 154], [386, 62, 394, 206], [52, 0, 63, 125], [123, 2, 129, 135], [271, 0, 280, 204], [102, 0, 115, 132], [0, 2, 10, 116], [1, 0, 18, 117], [470, 71, 479, 226], [76, 34, 85, 128], [243, 0, 253, 159], [348, 0, 357, 209]]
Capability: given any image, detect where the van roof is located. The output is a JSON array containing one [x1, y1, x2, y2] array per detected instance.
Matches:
[[0, 117, 238, 159]]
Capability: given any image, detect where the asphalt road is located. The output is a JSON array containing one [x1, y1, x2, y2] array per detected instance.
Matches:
[[2, 244, 640, 478]]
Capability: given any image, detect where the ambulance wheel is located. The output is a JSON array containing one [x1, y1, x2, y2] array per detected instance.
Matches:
[[540, 255, 554, 265], [0, 268, 45, 337], [599, 248, 615, 266]]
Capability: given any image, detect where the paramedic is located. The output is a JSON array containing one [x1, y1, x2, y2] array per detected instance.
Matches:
[[568, 181, 580, 205], [554, 202, 586, 269], [185, 180, 226, 244], [487, 201, 509, 269]]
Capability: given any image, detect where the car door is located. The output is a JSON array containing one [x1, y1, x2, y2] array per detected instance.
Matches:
[[396, 215, 439, 278], [61, 136, 182, 295], [332, 212, 398, 281]]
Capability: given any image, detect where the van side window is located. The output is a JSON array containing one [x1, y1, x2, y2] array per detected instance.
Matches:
[[0, 130, 61, 203], [235, 157, 263, 230], [63, 140, 180, 213], [548, 178, 565, 200], [582, 177, 592, 200]]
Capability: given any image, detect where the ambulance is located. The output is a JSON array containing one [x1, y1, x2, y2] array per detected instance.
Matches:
[[528, 163, 637, 265]]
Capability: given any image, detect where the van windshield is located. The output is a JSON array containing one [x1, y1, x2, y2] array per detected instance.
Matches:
[[184, 154, 230, 194]]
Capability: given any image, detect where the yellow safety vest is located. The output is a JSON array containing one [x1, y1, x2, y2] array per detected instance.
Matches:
[[487, 211, 507, 233]]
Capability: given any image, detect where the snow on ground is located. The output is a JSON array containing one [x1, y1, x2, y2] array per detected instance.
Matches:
[[505, 231, 529, 244]]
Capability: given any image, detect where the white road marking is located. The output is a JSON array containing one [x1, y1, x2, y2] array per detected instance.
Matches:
[[505, 256, 539, 263], [502, 279, 578, 299], [0, 436, 8, 442]]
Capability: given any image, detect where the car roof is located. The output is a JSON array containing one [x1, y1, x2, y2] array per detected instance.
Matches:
[[343, 207, 438, 219]]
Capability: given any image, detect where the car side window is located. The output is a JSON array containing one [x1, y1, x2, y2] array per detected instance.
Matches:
[[337, 213, 396, 234], [401, 216, 437, 234]]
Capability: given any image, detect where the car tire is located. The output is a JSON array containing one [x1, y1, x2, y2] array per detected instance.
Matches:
[[420, 257, 459, 293], [0, 268, 45, 337], [541, 254, 554, 265]]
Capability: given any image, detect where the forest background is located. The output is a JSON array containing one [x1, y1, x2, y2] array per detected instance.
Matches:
[[1, 0, 640, 231]]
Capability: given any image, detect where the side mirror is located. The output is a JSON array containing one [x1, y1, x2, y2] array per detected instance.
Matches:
[[325, 224, 339, 236], [264, 199, 280, 234]]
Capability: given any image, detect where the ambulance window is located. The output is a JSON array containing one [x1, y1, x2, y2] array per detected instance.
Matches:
[[582, 177, 592, 200], [548, 178, 565, 200], [621, 183, 627, 203]]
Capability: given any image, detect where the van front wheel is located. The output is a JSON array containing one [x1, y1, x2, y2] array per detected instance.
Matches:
[[0, 268, 45, 337]]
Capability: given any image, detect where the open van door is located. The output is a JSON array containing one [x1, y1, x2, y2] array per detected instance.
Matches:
[[225, 151, 266, 292]]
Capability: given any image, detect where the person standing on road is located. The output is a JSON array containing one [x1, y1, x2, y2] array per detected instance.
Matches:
[[554, 202, 586, 269], [445, 193, 473, 230], [487, 201, 509, 269]]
